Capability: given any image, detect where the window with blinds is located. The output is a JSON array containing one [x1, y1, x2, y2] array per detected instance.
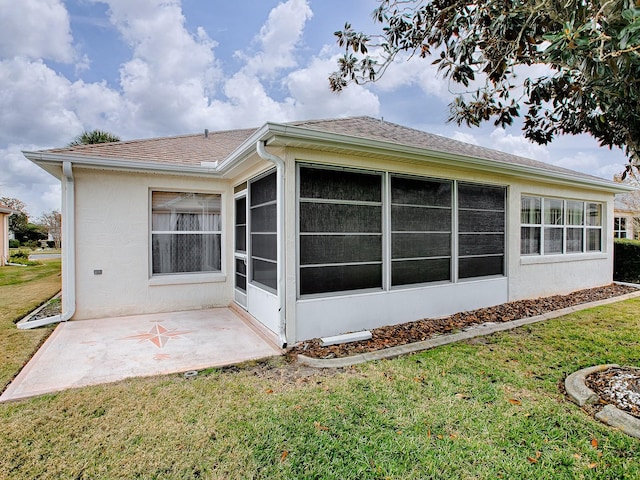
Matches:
[[151, 191, 222, 274]]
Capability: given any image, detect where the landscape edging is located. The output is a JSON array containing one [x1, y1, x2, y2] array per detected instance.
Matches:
[[297, 290, 640, 368]]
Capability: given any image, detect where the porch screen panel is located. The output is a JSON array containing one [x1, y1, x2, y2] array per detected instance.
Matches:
[[390, 175, 452, 286], [250, 171, 277, 291], [457, 183, 505, 279], [151, 191, 222, 274], [299, 165, 382, 295]]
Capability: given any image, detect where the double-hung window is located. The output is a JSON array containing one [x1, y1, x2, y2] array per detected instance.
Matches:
[[521, 196, 602, 255], [151, 191, 222, 274], [614, 217, 628, 239]]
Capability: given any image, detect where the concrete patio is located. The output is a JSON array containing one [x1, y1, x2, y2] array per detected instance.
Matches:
[[0, 308, 282, 402]]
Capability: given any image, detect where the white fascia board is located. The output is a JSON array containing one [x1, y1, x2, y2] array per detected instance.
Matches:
[[214, 124, 274, 174], [218, 123, 632, 194], [22, 151, 222, 177]]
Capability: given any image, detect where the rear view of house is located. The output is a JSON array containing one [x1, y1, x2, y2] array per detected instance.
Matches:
[[23, 117, 631, 345]]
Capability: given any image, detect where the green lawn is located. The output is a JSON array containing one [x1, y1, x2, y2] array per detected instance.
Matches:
[[0, 285, 638, 478], [0, 259, 60, 391]]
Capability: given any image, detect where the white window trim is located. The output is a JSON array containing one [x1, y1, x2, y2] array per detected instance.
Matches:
[[521, 196, 603, 256], [148, 189, 225, 281]]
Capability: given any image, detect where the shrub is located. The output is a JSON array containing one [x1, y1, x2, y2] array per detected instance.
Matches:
[[613, 239, 640, 283], [46, 240, 55, 248], [8, 239, 19, 248]]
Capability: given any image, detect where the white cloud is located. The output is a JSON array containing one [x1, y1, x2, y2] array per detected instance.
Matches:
[[239, 0, 313, 77], [93, 0, 223, 134], [0, 0, 75, 63], [488, 128, 550, 162], [0, 144, 60, 217], [450, 131, 480, 146], [285, 51, 380, 120], [373, 51, 451, 101], [0, 58, 83, 146]]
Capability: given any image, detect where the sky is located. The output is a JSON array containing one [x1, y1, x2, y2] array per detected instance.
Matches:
[[0, 0, 630, 219]]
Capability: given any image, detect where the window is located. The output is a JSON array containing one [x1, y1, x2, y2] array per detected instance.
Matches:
[[614, 216, 628, 239], [521, 196, 602, 255], [297, 165, 508, 296], [151, 191, 221, 274], [458, 183, 506, 278], [298, 165, 383, 295], [391, 175, 452, 285], [250, 171, 277, 291]]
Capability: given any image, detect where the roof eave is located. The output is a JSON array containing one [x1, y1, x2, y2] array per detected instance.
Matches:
[[219, 123, 632, 194], [22, 151, 222, 177]]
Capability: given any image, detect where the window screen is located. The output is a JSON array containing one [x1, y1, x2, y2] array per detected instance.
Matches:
[[391, 175, 452, 286], [250, 171, 277, 291], [299, 165, 383, 295], [458, 183, 505, 279], [151, 191, 222, 274]]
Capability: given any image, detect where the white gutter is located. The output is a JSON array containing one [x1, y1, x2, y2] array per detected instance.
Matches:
[[255, 141, 287, 348], [18, 162, 76, 329]]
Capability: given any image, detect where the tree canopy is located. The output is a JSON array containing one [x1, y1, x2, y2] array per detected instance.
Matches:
[[330, 0, 640, 175], [68, 129, 120, 146]]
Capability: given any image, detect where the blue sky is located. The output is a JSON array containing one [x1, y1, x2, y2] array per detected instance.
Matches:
[[0, 0, 629, 218]]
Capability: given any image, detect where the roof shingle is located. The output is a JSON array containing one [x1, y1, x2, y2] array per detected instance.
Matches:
[[37, 116, 615, 183]]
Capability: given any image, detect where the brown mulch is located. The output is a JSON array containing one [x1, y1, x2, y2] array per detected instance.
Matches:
[[586, 367, 640, 419], [290, 284, 638, 359]]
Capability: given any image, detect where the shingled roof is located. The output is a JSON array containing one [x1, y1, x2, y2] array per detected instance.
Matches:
[[44, 128, 257, 166], [285, 117, 605, 181], [35, 116, 615, 184]]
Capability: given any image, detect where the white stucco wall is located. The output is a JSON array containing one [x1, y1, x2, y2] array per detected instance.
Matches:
[[72, 168, 234, 320], [507, 181, 614, 300]]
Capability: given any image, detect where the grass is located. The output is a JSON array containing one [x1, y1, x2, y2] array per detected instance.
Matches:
[[0, 259, 60, 391], [0, 290, 638, 478]]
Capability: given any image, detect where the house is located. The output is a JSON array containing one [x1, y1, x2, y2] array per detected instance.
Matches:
[[614, 192, 640, 239], [0, 202, 16, 266], [23, 117, 632, 345]]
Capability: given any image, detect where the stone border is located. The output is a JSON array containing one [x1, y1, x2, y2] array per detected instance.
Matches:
[[16, 292, 62, 326], [565, 365, 640, 439], [298, 289, 640, 369]]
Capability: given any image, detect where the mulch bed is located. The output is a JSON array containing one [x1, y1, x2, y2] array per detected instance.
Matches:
[[290, 284, 638, 359], [586, 366, 640, 419]]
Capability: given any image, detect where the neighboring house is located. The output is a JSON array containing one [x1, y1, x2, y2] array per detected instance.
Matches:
[[0, 203, 16, 266], [23, 117, 631, 345], [614, 192, 640, 239]]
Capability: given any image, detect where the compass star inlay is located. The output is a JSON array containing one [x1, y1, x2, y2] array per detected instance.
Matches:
[[123, 325, 193, 348]]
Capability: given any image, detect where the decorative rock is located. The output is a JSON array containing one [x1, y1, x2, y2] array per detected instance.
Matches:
[[565, 364, 619, 407], [595, 404, 640, 439]]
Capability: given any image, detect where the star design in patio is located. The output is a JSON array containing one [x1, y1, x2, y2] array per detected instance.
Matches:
[[123, 325, 193, 348]]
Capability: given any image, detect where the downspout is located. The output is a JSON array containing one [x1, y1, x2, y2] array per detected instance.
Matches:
[[255, 141, 287, 347], [18, 162, 76, 329]]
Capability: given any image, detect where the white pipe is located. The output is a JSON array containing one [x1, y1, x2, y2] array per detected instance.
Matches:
[[255, 141, 287, 347], [18, 162, 76, 329]]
